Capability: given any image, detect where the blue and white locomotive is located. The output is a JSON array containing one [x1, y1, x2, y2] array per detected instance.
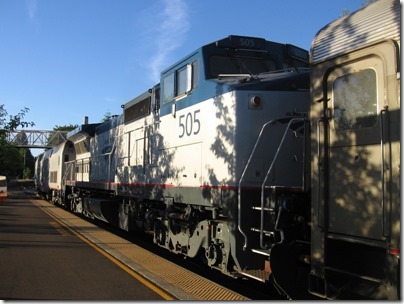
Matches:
[[36, 34, 311, 284]]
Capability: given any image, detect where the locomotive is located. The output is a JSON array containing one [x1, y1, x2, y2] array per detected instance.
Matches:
[[34, 0, 400, 300], [36, 34, 311, 283]]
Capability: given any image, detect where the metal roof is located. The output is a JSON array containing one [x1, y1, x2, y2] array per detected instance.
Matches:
[[311, 0, 400, 64]]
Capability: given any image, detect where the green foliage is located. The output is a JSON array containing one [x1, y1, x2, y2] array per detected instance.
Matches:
[[0, 145, 23, 177], [46, 124, 78, 147], [0, 146, 34, 178], [341, 8, 350, 17], [342, 0, 379, 17], [53, 124, 78, 132], [0, 104, 35, 178], [0, 105, 35, 146], [362, 0, 378, 6], [23, 167, 32, 179], [101, 111, 112, 122]]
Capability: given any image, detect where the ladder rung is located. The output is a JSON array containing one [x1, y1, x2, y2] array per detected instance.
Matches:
[[251, 248, 271, 256], [251, 206, 275, 212], [250, 228, 274, 236], [264, 185, 304, 192], [238, 269, 270, 282]]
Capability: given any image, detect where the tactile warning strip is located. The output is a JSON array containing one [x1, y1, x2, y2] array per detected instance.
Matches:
[[32, 199, 249, 300]]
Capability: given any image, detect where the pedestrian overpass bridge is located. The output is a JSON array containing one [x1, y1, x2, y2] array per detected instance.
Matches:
[[4, 130, 68, 149]]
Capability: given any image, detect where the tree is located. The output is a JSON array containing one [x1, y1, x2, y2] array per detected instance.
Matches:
[[0, 104, 35, 178], [46, 124, 78, 147], [341, 8, 350, 17], [54, 124, 78, 132], [342, 0, 378, 16], [19, 148, 35, 179], [101, 110, 113, 122], [362, 0, 378, 5], [0, 105, 34, 142]]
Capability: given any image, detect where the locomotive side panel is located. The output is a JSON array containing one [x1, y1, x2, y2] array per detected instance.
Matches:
[[233, 89, 310, 188], [34, 151, 51, 196], [90, 116, 123, 188], [48, 141, 75, 193]]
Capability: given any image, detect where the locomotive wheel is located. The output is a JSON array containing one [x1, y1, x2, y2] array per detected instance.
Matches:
[[154, 222, 166, 246], [206, 244, 223, 267]]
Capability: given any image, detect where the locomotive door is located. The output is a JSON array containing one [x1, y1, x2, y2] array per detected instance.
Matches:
[[323, 43, 396, 241]]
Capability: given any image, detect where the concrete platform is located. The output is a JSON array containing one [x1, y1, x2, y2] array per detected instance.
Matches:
[[32, 199, 249, 300]]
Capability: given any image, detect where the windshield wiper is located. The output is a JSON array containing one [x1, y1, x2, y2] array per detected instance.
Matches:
[[217, 74, 252, 81], [256, 67, 310, 78]]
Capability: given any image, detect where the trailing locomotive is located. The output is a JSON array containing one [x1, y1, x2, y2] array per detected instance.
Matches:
[[34, 0, 400, 300]]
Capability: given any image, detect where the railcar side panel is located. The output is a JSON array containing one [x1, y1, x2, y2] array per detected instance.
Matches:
[[309, 0, 400, 299]]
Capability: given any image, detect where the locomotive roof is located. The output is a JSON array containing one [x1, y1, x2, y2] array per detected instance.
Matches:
[[311, 0, 400, 64], [66, 123, 101, 142]]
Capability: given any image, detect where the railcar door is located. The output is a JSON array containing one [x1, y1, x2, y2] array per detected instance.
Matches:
[[322, 41, 398, 241]]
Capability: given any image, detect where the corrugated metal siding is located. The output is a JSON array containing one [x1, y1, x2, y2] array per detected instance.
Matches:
[[311, 0, 400, 64]]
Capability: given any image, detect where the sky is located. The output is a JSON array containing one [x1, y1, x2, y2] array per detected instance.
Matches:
[[1, 0, 367, 154]]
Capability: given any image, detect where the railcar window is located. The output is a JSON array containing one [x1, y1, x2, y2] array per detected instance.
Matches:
[[209, 56, 276, 77], [333, 69, 377, 131], [0, 179, 6, 187], [162, 73, 175, 104]]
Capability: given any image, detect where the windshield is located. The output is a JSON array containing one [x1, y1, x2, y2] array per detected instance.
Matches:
[[209, 56, 276, 78]]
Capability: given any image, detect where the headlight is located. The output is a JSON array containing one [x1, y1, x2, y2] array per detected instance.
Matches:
[[249, 95, 263, 109]]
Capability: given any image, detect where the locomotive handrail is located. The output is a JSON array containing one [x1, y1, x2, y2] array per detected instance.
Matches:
[[316, 117, 325, 229], [259, 117, 308, 249], [107, 140, 117, 188], [238, 116, 307, 251], [380, 106, 389, 237], [62, 160, 75, 185], [238, 119, 277, 250]]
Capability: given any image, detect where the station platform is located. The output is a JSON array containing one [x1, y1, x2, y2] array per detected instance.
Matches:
[[32, 199, 249, 301]]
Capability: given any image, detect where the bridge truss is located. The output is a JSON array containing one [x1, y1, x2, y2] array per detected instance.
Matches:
[[4, 130, 68, 149]]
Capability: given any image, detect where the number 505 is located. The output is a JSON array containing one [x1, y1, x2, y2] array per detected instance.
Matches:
[[179, 110, 201, 138]]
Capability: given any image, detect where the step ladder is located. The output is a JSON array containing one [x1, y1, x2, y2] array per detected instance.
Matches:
[[236, 117, 308, 282]]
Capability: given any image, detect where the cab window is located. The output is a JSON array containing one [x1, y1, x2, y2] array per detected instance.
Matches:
[[162, 73, 175, 104], [177, 66, 188, 96], [162, 60, 198, 105]]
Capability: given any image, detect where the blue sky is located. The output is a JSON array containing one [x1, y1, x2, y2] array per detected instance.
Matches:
[[1, 0, 365, 138]]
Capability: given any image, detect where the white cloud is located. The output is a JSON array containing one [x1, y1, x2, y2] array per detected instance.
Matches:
[[26, 0, 38, 21], [149, 0, 190, 82]]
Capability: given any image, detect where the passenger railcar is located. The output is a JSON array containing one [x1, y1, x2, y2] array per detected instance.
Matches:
[[307, 0, 401, 299]]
